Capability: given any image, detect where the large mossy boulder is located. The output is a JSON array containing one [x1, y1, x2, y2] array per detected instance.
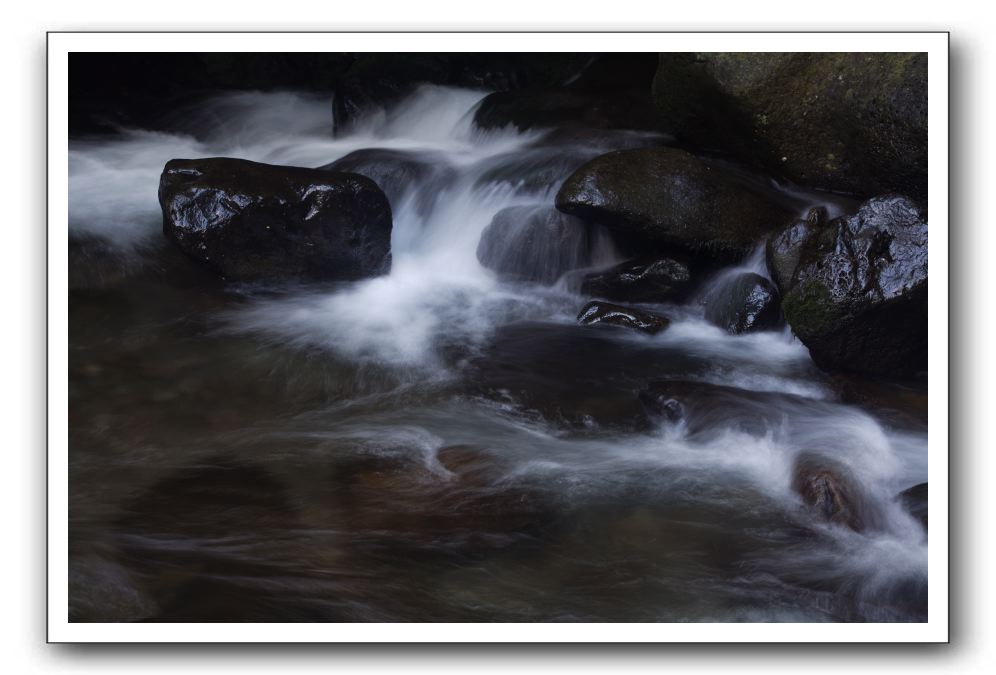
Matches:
[[651, 53, 927, 201], [159, 158, 392, 282], [776, 195, 927, 377], [476, 205, 600, 284], [555, 148, 793, 264]]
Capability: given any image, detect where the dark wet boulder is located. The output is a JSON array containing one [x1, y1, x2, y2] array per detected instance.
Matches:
[[581, 257, 692, 303], [766, 206, 828, 292], [477, 206, 604, 284], [555, 148, 794, 264], [577, 301, 670, 335], [897, 483, 928, 532], [791, 457, 868, 532], [780, 195, 927, 377], [702, 271, 782, 334], [159, 158, 392, 282], [320, 148, 455, 214], [651, 53, 927, 201]]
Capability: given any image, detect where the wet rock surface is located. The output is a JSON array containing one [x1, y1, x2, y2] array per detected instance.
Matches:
[[577, 300, 671, 335], [778, 195, 928, 377], [159, 158, 393, 282], [477, 205, 603, 284], [702, 271, 782, 334], [555, 148, 794, 264], [581, 257, 692, 303]]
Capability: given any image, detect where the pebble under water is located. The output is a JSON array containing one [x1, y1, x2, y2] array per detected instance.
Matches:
[[68, 87, 928, 623]]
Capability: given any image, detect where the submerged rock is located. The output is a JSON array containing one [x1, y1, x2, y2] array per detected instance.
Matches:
[[477, 205, 604, 284], [702, 272, 782, 334], [474, 147, 600, 195], [791, 457, 868, 532], [651, 52, 927, 201], [897, 483, 928, 532], [779, 195, 927, 377], [320, 148, 455, 214], [577, 301, 671, 335], [159, 158, 392, 282], [467, 322, 709, 430], [639, 380, 823, 438], [555, 148, 793, 264], [581, 257, 692, 303]]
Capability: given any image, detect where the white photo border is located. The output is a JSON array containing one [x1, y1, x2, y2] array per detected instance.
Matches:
[[48, 31, 950, 643]]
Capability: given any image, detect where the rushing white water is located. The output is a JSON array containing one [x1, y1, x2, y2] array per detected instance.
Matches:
[[68, 86, 928, 622]]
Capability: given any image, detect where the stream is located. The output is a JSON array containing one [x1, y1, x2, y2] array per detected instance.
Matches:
[[68, 86, 928, 622]]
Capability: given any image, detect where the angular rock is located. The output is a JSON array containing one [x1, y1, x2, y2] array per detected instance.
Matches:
[[477, 205, 600, 284], [652, 52, 928, 201], [702, 271, 782, 334], [555, 148, 794, 264], [576, 301, 670, 335], [780, 195, 927, 377], [581, 257, 692, 303], [159, 158, 392, 282]]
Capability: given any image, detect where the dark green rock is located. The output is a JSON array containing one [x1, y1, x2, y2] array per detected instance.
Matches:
[[576, 301, 670, 335], [555, 147, 793, 264], [651, 52, 927, 201], [780, 195, 927, 377], [159, 158, 392, 282]]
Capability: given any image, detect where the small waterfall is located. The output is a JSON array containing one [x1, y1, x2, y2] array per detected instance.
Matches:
[[68, 86, 928, 623]]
